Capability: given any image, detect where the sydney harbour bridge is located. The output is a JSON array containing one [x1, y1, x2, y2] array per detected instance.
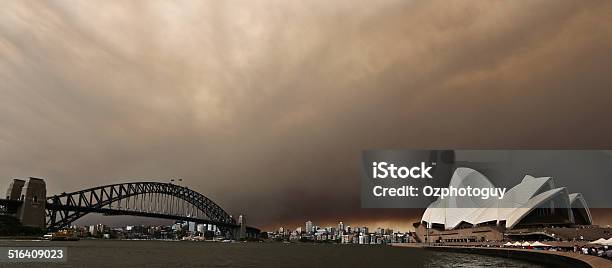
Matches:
[[0, 177, 259, 239]]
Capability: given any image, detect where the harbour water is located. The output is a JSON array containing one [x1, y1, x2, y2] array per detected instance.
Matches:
[[0, 240, 548, 267]]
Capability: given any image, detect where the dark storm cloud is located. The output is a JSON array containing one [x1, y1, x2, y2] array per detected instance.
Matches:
[[1, 1, 612, 230]]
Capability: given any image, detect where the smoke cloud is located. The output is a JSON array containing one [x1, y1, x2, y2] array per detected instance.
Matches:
[[1, 1, 612, 230]]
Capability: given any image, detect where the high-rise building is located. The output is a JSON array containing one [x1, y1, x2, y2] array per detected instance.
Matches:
[[196, 224, 206, 233], [359, 234, 370, 244], [341, 234, 350, 244], [338, 222, 344, 235], [238, 215, 246, 239], [89, 225, 97, 236], [305, 221, 313, 234]]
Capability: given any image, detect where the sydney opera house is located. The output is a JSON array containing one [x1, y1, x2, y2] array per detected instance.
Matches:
[[413, 167, 598, 243]]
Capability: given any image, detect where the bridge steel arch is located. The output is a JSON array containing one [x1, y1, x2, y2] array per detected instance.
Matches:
[[46, 182, 236, 231]]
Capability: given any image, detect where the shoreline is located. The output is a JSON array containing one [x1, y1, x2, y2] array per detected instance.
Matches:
[[392, 243, 612, 268]]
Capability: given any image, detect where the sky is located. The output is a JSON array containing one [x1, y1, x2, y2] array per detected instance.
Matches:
[[1, 1, 612, 232]]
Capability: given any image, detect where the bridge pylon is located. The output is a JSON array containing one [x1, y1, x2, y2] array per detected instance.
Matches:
[[5, 177, 47, 228]]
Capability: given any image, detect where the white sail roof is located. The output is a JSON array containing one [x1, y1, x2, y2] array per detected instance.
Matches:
[[420, 167, 588, 230], [505, 187, 571, 229], [568, 193, 593, 224]]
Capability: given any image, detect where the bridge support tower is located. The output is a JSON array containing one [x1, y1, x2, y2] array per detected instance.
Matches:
[[9, 178, 47, 228]]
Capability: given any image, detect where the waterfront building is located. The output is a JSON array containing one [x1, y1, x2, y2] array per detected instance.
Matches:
[[89, 225, 97, 236], [196, 224, 206, 233], [415, 167, 596, 243], [358, 234, 370, 244]]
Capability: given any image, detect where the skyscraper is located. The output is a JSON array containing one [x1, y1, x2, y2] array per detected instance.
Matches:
[[338, 221, 344, 235], [238, 215, 246, 240], [305, 221, 313, 234]]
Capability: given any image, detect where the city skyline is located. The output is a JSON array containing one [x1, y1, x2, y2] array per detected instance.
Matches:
[[60, 218, 417, 245], [66, 209, 612, 234]]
